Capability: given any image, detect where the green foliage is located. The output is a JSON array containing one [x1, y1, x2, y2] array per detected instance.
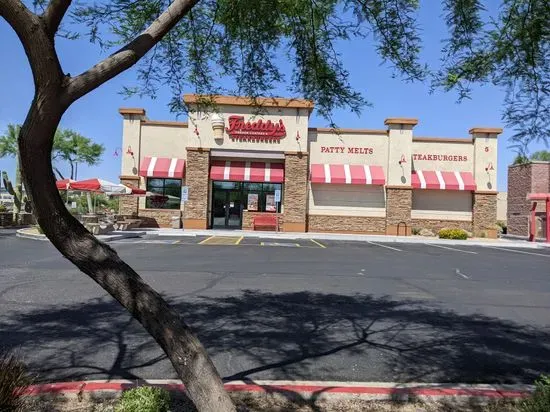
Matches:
[[520, 375, 550, 412], [513, 150, 550, 165], [411, 227, 421, 235], [530, 151, 550, 162], [115, 386, 170, 412], [438, 228, 468, 240], [53, 129, 105, 179], [0, 204, 7, 213], [0, 350, 31, 412], [0, 124, 20, 158]]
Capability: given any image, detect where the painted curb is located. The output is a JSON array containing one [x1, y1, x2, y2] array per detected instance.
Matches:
[[150, 229, 543, 249], [16, 230, 48, 241], [20, 380, 533, 401]]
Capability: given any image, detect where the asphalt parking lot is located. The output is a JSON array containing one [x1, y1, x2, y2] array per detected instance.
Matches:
[[1, 231, 549, 385]]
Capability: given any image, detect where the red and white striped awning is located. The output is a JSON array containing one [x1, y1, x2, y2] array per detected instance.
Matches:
[[310, 164, 386, 185], [210, 160, 284, 183], [139, 157, 185, 178], [411, 170, 476, 191]]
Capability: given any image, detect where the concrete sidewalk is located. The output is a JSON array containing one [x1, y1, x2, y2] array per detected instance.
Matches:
[[139, 228, 549, 249]]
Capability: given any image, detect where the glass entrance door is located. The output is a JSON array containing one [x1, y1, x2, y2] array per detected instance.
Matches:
[[211, 182, 243, 229]]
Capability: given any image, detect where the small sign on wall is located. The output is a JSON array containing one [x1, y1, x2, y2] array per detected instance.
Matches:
[[181, 186, 189, 202], [274, 189, 281, 203]]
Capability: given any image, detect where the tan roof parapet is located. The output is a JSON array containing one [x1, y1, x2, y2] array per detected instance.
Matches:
[[119, 108, 146, 116], [384, 118, 419, 126], [183, 94, 314, 110]]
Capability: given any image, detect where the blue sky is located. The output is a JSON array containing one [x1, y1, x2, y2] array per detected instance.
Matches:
[[0, 2, 545, 191]]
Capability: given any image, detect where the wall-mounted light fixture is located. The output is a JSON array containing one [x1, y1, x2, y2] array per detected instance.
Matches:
[[485, 162, 494, 172], [398, 154, 407, 165]]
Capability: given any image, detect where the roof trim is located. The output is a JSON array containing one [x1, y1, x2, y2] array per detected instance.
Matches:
[[183, 94, 314, 110], [469, 127, 503, 135], [119, 108, 145, 116], [384, 118, 419, 126], [142, 120, 188, 127], [413, 137, 472, 144], [309, 127, 387, 135]]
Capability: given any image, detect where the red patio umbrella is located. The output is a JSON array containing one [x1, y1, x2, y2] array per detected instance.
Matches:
[[56, 178, 75, 190]]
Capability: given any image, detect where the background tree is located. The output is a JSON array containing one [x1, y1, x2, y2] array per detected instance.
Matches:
[[1, 1, 548, 411], [53, 128, 105, 180], [513, 149, 550, 164], [0, 124, 23, 222]]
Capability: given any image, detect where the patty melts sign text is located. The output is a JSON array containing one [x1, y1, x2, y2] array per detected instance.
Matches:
[[320, 146, 374, 154]]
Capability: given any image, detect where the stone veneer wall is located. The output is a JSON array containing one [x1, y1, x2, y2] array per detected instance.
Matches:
[[386, 188, 412, 235], [184, 149, 210, 229], [119, 177, 139, 217], [473, 192, 497, 238], [139, 209, 181, 228], [507, 163, 550, 236], [307, 215, 386, 234], [283, 152, 309, 232], [411, 219, 473, 234], [242, 211, 284, 230]]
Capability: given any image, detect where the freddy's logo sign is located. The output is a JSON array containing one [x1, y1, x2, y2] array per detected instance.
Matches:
[[226, 115, 286, 141]]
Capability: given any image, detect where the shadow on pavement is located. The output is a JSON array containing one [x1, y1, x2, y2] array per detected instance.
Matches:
[[1, 290, 548, 389]]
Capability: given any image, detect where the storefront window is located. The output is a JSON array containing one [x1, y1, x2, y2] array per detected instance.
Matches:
[[243, 182, 282, 213], [146, 178, 182, 209]]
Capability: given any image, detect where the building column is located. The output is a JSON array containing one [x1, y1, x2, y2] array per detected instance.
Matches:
[[184, 147, 210, 229], [386, 187, 412, 235], [473, 191, 498, 238], [384, 117, 417, 236], [119, 176, 140, 217], [283, 152, 308, 232]]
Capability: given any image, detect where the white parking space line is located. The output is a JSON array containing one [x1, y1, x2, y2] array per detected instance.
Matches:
[[367, 241, 402, 252], [428, 244, 478, 254], [488, 247, 550, 258], [454, 268, 470, 279]]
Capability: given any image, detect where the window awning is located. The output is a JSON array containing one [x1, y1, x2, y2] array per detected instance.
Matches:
[[210, 160, 284, 183], [139, 157, 185, 178], [412, 170, 476, 191], [310, 164, 386, 185]]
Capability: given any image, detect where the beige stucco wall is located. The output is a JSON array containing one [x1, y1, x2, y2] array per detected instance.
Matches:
[[387, 125, 414, 187], [308, 183, 386, 217], [497, 191, 507, 222], [411, 141, 474, 172], [473, 133, 498, 192], [412, 190, 472, 221], [120, 115, 144, 177], [308, 130, 388, 165], [186, 105, 309, 152]]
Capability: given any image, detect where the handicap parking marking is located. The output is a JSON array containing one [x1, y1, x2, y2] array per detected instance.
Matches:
[[427, 244, 478, 254], [199, 236, 243, 246], [487, 246, 550, 258]]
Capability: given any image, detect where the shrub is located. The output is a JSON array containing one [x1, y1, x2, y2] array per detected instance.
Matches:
[[115, 386, 171, 412], [520, 375, 550, 412], [0, 204, 7, 213], [0, 350, 31, 412], [438, 228, 468, 240], [411, 227, 421, 235]]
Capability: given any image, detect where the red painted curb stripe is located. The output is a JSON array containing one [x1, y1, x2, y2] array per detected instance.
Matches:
[[19, 382, 530, 399]]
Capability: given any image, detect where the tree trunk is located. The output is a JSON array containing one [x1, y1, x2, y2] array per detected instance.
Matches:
[[19, 96, 235, 412], [69, 161, 74, 180], [54, 167, 65, 180]]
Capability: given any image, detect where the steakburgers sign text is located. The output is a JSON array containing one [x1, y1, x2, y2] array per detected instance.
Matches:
[[226, 115, 286, 141]]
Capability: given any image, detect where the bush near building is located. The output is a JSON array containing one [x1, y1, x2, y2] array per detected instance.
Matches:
[[438, 228, 468, 240]]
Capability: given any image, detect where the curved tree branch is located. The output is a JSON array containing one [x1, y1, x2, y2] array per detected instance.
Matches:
[[0, 0, 64, 89], [43, 0, 73, 39], [64, 0, 200, 104]]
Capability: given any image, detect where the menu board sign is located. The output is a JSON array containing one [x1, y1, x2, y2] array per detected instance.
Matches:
[[247, 193, 258, 211], [265, 194, 276, 212]]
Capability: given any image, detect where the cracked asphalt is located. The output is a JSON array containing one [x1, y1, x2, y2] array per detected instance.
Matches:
[[1, 230, 549, 384]]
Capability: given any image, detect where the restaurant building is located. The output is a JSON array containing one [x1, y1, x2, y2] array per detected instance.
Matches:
[[118, 95, 501, 237]]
